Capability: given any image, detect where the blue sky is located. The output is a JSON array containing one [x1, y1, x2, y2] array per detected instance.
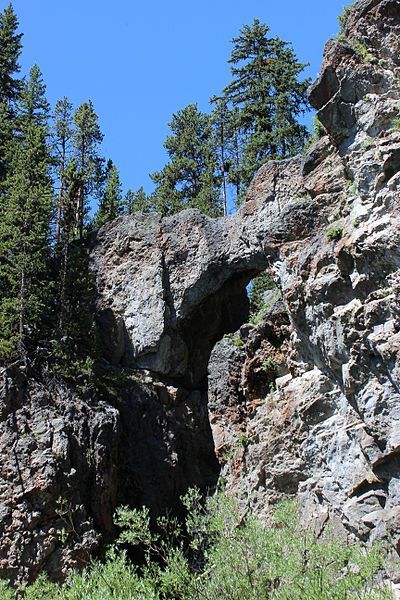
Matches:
[[9, 0, 346, 198]]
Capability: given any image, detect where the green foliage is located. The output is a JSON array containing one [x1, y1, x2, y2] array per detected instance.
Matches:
[[222, 19, 310, 194], [304, 115, 326, 151], [249, 270, 279, 323], [0, 63, 54, 360], [327, 224, 344, 241], [210, 96, 235, 215], [0, 8, 109, 373], [0, 4, 22, 105], [114, 505, 153, 549], [52, 96, 74, 245], [126, 186, 152, 213], [336, 4, 372, 62], [73, 100, 104, 237], [350, 38, 371, 61], [262, 356, 277, 373], [151, 103, 222, 217], [94, 159, 125, 228], [5, 491, 391, 599], [390, 117, 400, 131], [337, 2, 356, 36], [237, 431, 248, 449], [224, 332, 244, 347], [50, 242, 99, 387]]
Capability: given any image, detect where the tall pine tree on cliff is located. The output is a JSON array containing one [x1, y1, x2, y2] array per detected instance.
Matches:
[[94, 159, 125, 228], [0, 3, 22, 184], [151, 104, 222, 217], [0, 65, 53, 359], [222, 19, 310, 196], [72, 100, 103, 238], [126, 186, 151, 213], [53, 96, 74, 246]]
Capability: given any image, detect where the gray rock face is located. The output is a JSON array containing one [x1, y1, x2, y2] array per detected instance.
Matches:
[[0, 367, 119, 584], [207, 0, 400, 563], [1, 0, 400, 584]]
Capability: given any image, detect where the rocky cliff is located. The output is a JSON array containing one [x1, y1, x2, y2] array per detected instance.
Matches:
[[0, 0, 399, 584], [209, 0, 400, 572]]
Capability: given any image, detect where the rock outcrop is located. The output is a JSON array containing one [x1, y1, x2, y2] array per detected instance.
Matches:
[[0, 0, 399, 584], [209, 0, 400, 569], [0, 367, 119, 583]]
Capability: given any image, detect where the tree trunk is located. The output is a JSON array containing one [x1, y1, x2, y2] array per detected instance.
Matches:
[[18, 266, 27, 362], [55, 140, 66, 246]]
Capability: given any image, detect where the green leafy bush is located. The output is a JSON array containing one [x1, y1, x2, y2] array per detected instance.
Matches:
[[262, 356, 277, 374], [303, 115, 327, 151], [3, 491, 391, 599], [249, 270, 281, 324], [327, 224, 344, 241], [337, 2, 356, 36]]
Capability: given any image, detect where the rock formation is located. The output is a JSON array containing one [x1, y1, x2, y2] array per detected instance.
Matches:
[[0, 0, 399, 583], [209, 0, 400, 571]]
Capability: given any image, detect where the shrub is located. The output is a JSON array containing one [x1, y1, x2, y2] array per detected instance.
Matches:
[[337, 2, 356, 36], [327, 224, 344, 241], [1, 491, 391, 599], [249, 270, 281, 324], [303, 115, 327, 151], [262, 356, 277, 374]]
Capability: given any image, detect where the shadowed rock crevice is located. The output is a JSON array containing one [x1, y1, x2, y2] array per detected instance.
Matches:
[[178, 270, 256, 389]]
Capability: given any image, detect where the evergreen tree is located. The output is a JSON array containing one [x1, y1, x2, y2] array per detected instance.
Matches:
[[249, 270, 276, 316], [72, 100, 103, 237], [52, 156, 97, 381], [125, 186, 151, 213], [57, 158, 81, 332], [210, 98, 244, 216], [0, 4, 22, 103], [0, 3, 22, 183], [0, 99, 13, 187], [53, 96, 73, 245], [0, 65, 53, 360], [19, 64, 50, 127], [151, 104, 222, 217], [222, 19, 310, 194], [94, 159, 125, 228]]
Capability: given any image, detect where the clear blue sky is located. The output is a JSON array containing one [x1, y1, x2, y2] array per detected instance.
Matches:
[[9, 0, 346, 197]]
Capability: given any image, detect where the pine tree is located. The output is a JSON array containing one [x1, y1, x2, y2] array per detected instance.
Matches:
[[53, 96, 73, 245], [0, 4, 22, 184], [0, 65, 53, 360], [0, 4, 22, 103], [249, 271, 276, 316], [210, 98, 244, 216], [222, 19, 310, 193], [151, 104, 222, 217], [125, 186, 151, 213], [52, 155, 97, 381], [19, 64, 49, 127], [57, 158, 80, 331], [72, 100, 103, 237], [53, 157, 97, 376], [94, 159, 125, 228]]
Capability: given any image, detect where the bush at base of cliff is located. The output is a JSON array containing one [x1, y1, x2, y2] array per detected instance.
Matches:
[[2, 492, 392, 599]]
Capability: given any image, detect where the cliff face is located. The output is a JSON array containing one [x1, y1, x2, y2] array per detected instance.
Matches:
[[0, 0, 399, 583], [209, 0, 400, 563]]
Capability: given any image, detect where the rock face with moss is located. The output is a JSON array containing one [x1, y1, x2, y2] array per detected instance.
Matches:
[[1, 0, 400, 584]]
